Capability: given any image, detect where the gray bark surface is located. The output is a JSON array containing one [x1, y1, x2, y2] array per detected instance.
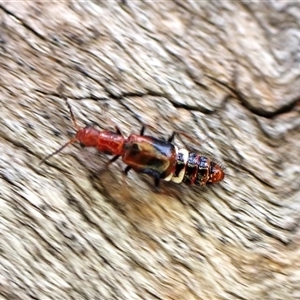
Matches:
[[0, 1, 299, 300]]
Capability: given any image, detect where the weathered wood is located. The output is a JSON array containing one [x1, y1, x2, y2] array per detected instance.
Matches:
[[0, 1, 299, 299]]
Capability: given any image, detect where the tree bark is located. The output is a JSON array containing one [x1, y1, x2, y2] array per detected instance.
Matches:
[[0, 1, 299, 299]]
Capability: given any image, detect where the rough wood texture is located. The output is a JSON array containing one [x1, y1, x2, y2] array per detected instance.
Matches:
[[0, 1, 299, 300]]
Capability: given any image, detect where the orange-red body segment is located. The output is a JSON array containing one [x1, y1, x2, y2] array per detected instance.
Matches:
[[208, 162, 225, 184], [76, 127, 125, 156]]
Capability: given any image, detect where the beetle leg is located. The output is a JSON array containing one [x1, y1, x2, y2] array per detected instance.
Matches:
[[154, 177, 160, 192], [124, 165, 132, 175], [115, 126, 123, 135], [139, 126, 145, 136], [105, 155, 120, 169], [167, 132, 176, 143]]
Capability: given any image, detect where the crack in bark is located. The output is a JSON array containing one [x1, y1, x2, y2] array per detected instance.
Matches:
[[206, 74, 300, 119], [0, 5, 47, 42]]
